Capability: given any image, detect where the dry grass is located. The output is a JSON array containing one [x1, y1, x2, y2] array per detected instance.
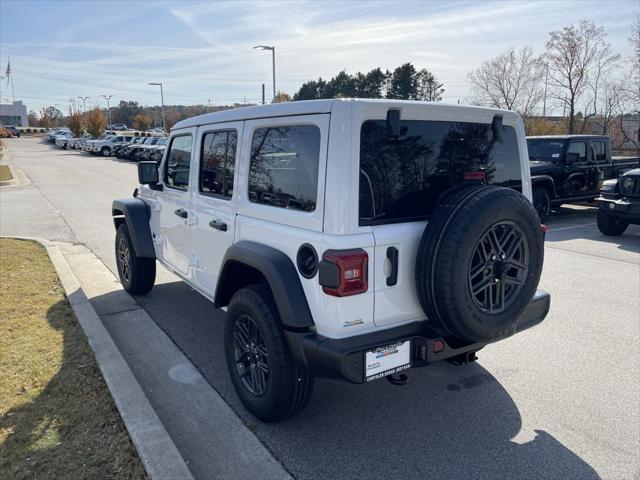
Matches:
[[0, 165, 11, 182], [0, 239, 146, 479]]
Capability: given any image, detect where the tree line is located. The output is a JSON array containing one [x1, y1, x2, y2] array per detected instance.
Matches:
[[293, 63, 444, 102], [28, 100, 241, 135], [27, 17, 639, 145], [468, 17, 640, 145]]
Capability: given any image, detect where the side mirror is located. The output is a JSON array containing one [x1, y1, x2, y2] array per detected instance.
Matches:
[[565, 152, 580, 164], [138, 161, 159, 185]]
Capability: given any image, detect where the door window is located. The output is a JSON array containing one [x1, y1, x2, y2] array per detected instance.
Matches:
[[199, 130, 237, 199], [165, 135, 193, 190], [591, 141, 606, 162], [248, 125, 320, 212], [567, 141, 587, 163]]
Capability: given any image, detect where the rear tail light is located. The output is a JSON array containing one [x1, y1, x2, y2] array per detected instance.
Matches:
[[319, 249, 368, 297], [464, 171, 486, 181], [541, 224, 547, 240]]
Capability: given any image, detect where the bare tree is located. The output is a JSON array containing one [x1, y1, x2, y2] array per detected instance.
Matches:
[[629, 16, 640, 111], [468, 46, 544, 116], [545, 20, 618, 133], [579, 39, 621, 132]]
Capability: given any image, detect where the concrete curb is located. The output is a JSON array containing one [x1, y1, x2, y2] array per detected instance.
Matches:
[[3, 236, 195, 480]]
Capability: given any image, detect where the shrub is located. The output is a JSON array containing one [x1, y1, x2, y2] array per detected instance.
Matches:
[[85, 108, 106, 138]]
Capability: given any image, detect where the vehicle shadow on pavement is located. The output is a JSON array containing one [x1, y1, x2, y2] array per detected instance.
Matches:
[[134, 281, 600, 480], [0, 300, 144, 479]]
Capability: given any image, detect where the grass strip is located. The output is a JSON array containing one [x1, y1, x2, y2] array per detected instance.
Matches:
[[0, 165, 12, 182], [0, 238, 146, 479]]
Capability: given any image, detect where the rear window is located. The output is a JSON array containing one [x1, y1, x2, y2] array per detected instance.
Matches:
[[527, 139, 567, 161], [359, 120, 521, 225], [249, 125, 320, 212]]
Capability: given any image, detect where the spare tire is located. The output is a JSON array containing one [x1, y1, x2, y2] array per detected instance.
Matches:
[[416, 185, 544, 342]]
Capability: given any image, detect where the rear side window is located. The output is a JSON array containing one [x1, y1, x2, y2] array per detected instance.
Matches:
[[165, 135, 192, 190], [359, 120, 521, 225], [248, 125, 320, 212], [200, 130, 237, 199]]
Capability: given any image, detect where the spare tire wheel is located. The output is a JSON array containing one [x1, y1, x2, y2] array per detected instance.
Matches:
[[416, 185, 544, 342]]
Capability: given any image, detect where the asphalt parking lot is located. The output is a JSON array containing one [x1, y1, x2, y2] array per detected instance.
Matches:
[[1, 136, 639, 479]]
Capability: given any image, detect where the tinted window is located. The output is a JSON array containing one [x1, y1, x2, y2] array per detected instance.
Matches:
[[527, 139, 567, 161], [567, 141, 587, 162], [165, 135, 192, 190], [200, 130, 237, 199], [249, 125, 320, 212], [592, 141, 606, 161], [359, 120, 521, 225]]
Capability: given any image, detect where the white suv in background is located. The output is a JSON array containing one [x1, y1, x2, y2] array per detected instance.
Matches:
[[112, 99, 550, 422]]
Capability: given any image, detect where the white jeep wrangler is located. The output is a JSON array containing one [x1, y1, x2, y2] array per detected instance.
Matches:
[[112, 99, 550, 422]]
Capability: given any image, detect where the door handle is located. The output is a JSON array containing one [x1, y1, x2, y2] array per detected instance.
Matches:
[[209, 219, 227, 232], [386, 246, 398, 286], [174, 208, 188, 219]]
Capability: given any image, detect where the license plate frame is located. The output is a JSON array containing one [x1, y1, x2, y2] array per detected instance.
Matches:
[[364, 340, 411, 382]]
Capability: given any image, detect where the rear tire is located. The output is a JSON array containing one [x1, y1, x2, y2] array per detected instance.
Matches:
[[416, 185, 544, 342], [597, 210, 628, 236], [225, 284, 314, 422], [101, 146, 111, 157], [115, 223, 156, 294]]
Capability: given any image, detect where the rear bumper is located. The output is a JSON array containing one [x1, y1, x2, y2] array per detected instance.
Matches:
[[597, 196, 640, 223], [286, 289, 551, 384]]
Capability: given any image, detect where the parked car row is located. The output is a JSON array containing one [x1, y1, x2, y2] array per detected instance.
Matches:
[[113, 136, 168, 162], [46, 129, 167, 163]]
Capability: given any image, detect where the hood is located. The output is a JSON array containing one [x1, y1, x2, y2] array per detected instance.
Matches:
[[621, 168, 640, 178], [529, 160, 557, 173]]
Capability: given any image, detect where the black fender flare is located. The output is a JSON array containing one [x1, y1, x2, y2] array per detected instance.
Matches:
[[531, 175, 557, 199], [111, 198, 156, 258], [214, 241, 314, 330]]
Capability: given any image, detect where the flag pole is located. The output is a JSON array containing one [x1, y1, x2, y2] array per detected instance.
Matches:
[[6, 58, 15, 102]]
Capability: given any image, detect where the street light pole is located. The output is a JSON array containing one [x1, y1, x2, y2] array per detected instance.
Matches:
[[101, 95, 113, 126], [77, 96, 90, 112], [253, 45, 276, 102], [149, 82, 166, 132]]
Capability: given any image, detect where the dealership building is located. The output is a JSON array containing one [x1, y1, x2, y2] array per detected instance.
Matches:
[[0, 100, 28, 127]]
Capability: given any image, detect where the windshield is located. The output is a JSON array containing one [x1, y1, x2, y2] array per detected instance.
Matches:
[[527, 139, 567, 161]]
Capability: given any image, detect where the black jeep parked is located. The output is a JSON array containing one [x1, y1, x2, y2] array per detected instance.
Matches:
[[596, 168, 640, 235], [527, 135, 639, 221]]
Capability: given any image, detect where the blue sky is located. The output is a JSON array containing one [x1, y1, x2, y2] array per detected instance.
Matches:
[[0, 0, 637, 114]]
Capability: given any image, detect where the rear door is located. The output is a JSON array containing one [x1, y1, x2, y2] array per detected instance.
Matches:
[[358, 114, 524, 327], [190, 122, 243, 294]]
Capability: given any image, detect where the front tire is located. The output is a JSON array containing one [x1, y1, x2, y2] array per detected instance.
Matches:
[[115, 223, 156, 294], [597, 210, 628, 236], [225, 285, 314, 422], [101, 146, 111, 157]]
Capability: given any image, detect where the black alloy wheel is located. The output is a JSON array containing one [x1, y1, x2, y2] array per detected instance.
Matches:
[[232, 314, 270, 396], [117, 237, 131, 283], [468, 221, 529, 314]]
